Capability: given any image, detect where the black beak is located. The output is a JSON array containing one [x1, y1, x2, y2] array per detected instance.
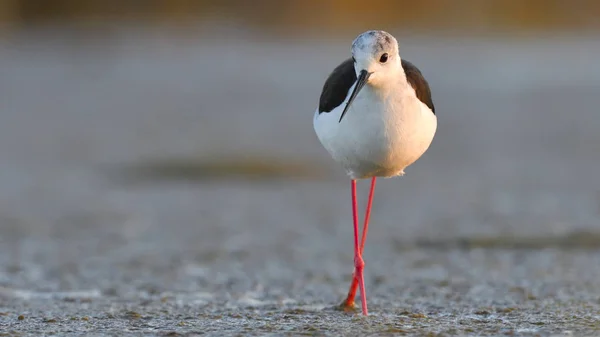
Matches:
[[339, 70, 371, 123]]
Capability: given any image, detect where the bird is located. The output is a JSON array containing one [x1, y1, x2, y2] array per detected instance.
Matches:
[[312, 30, 437, 316]]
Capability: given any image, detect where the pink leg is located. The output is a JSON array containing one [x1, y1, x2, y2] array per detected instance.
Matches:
[[360, 177, 377, 253], [341, 177, 376, 316]]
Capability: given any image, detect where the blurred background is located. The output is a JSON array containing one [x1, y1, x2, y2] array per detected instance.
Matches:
[[1, 0, 600, 333]]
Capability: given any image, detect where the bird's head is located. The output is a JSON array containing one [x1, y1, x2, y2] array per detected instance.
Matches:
[[339, 30, 401, 122], [351, 30, 401, 86]]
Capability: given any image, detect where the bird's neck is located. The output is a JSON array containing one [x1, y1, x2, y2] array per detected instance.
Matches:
[[370, 65, 410, 99], [393, 58, 410, 88]]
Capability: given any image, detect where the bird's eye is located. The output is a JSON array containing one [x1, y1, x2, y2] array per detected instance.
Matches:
[[379, 53, 389, 63]]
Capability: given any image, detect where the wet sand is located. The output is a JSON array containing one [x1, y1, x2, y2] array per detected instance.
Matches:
[[0, 27, 600, 336]]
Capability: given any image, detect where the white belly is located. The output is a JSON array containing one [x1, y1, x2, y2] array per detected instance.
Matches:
[[313, 88, 437, 180]]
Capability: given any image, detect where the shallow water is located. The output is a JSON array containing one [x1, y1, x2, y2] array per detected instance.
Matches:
[[0, 27, 600, 336]]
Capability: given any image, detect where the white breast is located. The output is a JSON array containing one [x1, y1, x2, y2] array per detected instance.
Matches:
[[313, 83, 437, 180]]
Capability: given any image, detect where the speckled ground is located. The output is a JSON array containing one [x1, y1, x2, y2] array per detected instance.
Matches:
[[1, 27, 600, 336]]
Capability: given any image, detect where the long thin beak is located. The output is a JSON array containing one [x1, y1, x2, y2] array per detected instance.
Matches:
[[339, 70, 371, 123]]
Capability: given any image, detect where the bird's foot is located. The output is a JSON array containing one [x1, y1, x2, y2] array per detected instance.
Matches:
[[337, 255, 368, 314], [338, 299, 358, 312], [338, 268, 360, 312]]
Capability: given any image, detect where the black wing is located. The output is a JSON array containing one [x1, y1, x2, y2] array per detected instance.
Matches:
[[318, 58, 356, 114], [318, 57, 435, 115], [402, 59, 435, 114]]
